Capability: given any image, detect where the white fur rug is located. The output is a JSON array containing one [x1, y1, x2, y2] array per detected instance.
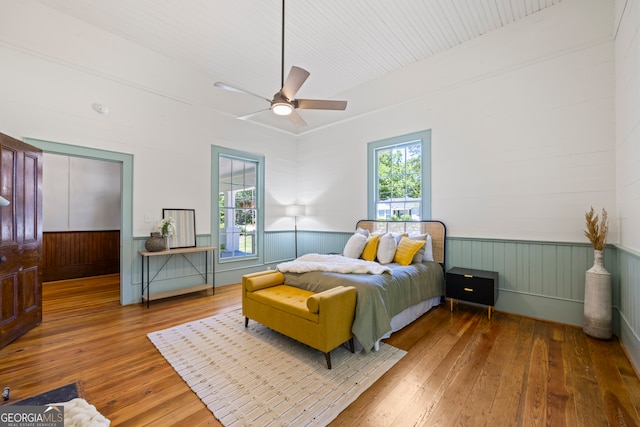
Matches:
[[148, 309, 406, 426], [48, 398, 110, 427]]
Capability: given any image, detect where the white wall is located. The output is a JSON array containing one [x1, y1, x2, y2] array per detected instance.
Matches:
[[0, 0, 620, 246], [297, 0, 616, 245], [43, 153, 121, 231], [615, 0, 640, 253], [0, 0, 297, 237]]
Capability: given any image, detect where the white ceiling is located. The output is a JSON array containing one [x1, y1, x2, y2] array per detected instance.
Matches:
[[37, 0, 562, 133]]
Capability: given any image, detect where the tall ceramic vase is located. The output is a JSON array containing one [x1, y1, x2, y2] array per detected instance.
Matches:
[[583, 249, 612, 339]]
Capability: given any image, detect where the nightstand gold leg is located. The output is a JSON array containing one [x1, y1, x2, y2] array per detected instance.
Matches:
[[450, 298, 454, 312], [488, 306, 492, 320]]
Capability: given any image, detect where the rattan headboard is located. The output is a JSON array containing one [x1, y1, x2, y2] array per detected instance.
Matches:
[[355, 220, 446, 266]]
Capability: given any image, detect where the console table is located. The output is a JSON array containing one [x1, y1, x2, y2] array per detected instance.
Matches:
[[139, 246, 216, 307]]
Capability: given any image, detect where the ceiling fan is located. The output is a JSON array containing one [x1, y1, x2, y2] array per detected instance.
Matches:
[[213, 0, 347, 128]]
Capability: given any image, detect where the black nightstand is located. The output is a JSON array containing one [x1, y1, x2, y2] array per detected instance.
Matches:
[[446, 267, 499, 319]]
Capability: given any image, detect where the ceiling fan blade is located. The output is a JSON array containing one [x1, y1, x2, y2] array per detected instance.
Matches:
[[214, 82, 271, 102], [237, 109, 270, 120], [281, 66, 310, 100], [296, 99, 347, 111], [287, 109, 307, 128]]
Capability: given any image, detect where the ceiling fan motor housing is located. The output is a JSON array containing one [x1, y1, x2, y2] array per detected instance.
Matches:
[[213, 0, 346, 126], [271, 92, 295, 115]]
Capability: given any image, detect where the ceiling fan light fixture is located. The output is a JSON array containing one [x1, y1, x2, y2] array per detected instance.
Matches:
[[213, 0, 346, 128], [272, 102, 293, 116]]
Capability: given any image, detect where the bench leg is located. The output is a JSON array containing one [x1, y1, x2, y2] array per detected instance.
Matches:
[[324, 352, 332, 369], [244, 317, 249, 327], [349, 338, 355, 353]]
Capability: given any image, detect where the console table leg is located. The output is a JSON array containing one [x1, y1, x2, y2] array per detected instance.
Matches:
[[146, 257, 150, 308], [140, 254, 144, 304]]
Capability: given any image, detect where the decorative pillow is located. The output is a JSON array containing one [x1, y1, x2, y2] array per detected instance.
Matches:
[[406, 233, 435, 263], [408, 233, 427, 263], [392, 232, 407, 245], [423, 234, 434, 261], [356, 227, 370, 237], [393, 236, 426, 266], [377, 233, 397, 264], [343, 233, 367, 259], [361, 234, 381, 261]]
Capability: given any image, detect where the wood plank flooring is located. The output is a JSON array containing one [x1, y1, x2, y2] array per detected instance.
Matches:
[[1, 274, 639, 426]]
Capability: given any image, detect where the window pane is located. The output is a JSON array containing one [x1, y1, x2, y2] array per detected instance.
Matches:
[[368, 130, 430, 220], [219, 155, 258, 259], [374, 140, 422, 221]]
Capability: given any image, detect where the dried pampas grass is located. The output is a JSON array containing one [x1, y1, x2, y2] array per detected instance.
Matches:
[[584, 207, 608, 250]]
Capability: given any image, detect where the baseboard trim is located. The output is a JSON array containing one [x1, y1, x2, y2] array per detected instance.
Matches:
[[495, 288, 585, 327]]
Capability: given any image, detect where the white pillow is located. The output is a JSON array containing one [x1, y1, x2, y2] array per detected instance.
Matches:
[[377, 233, 397, 264], [423, 234, 434, 261], [343, 233, 367, 258], [392, 232, 405, 245], [408, 233, 434, 263], [356, 227, 370, 237]]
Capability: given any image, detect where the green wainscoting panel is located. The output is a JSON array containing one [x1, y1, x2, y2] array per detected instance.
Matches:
[[446, 237, 618, 326], [264, 230, 352, 264], [264, 231, 296, 263], [617, 245, 640, 371], [495, 290, 586, 327], [295, 231, 352, 257]]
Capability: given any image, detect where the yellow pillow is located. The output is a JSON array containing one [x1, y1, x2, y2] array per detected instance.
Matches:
[[393, 237, 426, 266], [361, 234, 381, 261]]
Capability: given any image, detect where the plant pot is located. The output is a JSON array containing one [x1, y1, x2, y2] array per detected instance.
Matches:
[[164, 236, 170, 251], [583, 249, 612, 340], [145, 232, 165, 252]]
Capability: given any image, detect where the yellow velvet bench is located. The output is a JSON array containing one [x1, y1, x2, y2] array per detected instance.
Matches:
[[242, 270, 357, 369]]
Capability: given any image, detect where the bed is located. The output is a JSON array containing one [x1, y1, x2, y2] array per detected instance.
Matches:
[[276, 220, 446, 352]]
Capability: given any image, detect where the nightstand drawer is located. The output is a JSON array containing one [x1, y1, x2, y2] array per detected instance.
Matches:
[[446, 267, 499, 308]]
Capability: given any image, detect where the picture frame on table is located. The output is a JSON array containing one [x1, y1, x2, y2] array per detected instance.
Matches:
[[162, 208, 196, 248]]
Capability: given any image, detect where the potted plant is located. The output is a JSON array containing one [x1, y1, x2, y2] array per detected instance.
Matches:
[[144, 217, 176, 252], [583, 207, 611, 339], [156, 217, 176, 251]]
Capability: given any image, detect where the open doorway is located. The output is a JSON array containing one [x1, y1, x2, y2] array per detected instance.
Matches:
[[26, 138, 135, 306], [42, 153, 121, 283]]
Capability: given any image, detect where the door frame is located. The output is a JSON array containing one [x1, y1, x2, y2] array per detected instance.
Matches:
[[25, 138, 134, 305]]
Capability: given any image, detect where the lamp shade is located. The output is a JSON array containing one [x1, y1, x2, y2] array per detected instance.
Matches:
[[0, 196, 9, 207], [285, 204, 305, 217]]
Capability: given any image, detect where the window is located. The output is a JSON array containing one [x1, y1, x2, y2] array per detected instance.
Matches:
[[368, 130, 431, 220], [213, 146, 264, 262]]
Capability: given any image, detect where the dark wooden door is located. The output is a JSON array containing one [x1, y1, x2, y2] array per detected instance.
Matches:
[[0, 132, 43, 349]]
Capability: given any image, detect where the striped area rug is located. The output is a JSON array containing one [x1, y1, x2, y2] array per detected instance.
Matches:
[[148, 309, 406, 426]]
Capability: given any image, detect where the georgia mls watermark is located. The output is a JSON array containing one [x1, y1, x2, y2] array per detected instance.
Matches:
[[0, 405, 64, 427]]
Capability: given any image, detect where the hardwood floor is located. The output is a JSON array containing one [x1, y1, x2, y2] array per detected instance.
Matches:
[[1, 275, 639, 426]]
